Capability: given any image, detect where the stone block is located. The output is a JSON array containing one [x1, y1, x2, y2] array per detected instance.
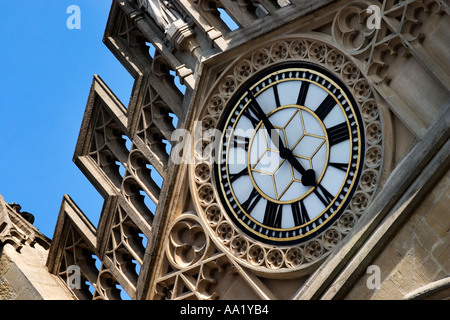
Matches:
[[0, 278, 16, 300]]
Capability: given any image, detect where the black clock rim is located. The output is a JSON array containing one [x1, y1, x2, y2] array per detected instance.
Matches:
[[213, 61, 366, 246]]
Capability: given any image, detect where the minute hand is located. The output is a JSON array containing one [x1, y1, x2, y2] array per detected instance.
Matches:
[[247, 91, 316, 186]]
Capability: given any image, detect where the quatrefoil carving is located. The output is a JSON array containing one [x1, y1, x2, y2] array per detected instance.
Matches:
[[167, 214, 210, 268]]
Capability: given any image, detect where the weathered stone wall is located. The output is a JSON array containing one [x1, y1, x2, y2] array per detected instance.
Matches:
[[0, 195, 74, 300], [0, 243, 75, 300], [345, 170, 450, 299]]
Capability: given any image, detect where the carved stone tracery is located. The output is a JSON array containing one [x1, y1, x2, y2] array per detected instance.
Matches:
[[0, 196, 49, 253], [154, 214, 235, 300], [332, 0, 448, 84], [137, 0, 198, 53]]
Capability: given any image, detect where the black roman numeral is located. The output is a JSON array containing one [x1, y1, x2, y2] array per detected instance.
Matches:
[[329, 162, 349, 172], [291, 200, 309, 226], [242, 105, 261, 128], [241, 188, 263, 213], [327, 122, 350, 146], [273, 84, 281, 108], [314, 183, 335, 207], [242, 91, 269, 128], [228, 167, 249, 184], [315, 95, 337, 121], [264, 202, 283, 228], [233, 135, 250, 151], [297, 81, 310, 106]]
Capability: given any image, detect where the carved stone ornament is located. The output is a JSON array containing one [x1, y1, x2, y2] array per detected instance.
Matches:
[[331, 0, 447, 84], [189, 36, 384, 277], [155, 213, 234, 300], [137, 0, 183, 32], [137, 0, 196, 52], [0, 195, 49, 252]]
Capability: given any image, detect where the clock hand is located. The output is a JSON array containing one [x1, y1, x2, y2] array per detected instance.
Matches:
[[270, 129, 317, 186], [247, 91, 316, 187], [246, 90, 285, 150], [286, 153, 316, 187]]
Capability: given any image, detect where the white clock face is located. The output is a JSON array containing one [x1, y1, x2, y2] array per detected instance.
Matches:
[[215, 63, 365, 245]]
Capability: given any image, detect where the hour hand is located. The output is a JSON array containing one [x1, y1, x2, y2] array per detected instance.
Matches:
[[264, 119, 316, 187], [286, 153, 316, 187], [247, 91, 316, 187]]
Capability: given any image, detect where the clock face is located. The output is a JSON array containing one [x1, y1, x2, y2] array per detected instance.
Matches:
[[214, 62, 365, 245]]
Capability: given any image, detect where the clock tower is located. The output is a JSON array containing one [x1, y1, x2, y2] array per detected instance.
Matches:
[[47, 0, 450, 300]]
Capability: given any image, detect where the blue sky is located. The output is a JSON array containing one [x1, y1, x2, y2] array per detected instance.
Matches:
[[0, 1, 134, 238]]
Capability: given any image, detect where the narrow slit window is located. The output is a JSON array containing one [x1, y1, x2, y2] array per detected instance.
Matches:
[[133, 259, 141, 275], [140, 189, 157, 214], [162, 138, 172, 156], [217, 8, 239, 31], [169, 112, 179, 129], [116, 161, 126, 177], [123, 134, 132, 151], [145, 41, 156, 59], [169, 70, 186, 95], [148, 163, 164, 188], [117, 284, 132, 300]]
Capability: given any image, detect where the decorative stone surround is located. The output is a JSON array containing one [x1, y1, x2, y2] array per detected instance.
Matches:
[[189, 35, 385, 276]]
